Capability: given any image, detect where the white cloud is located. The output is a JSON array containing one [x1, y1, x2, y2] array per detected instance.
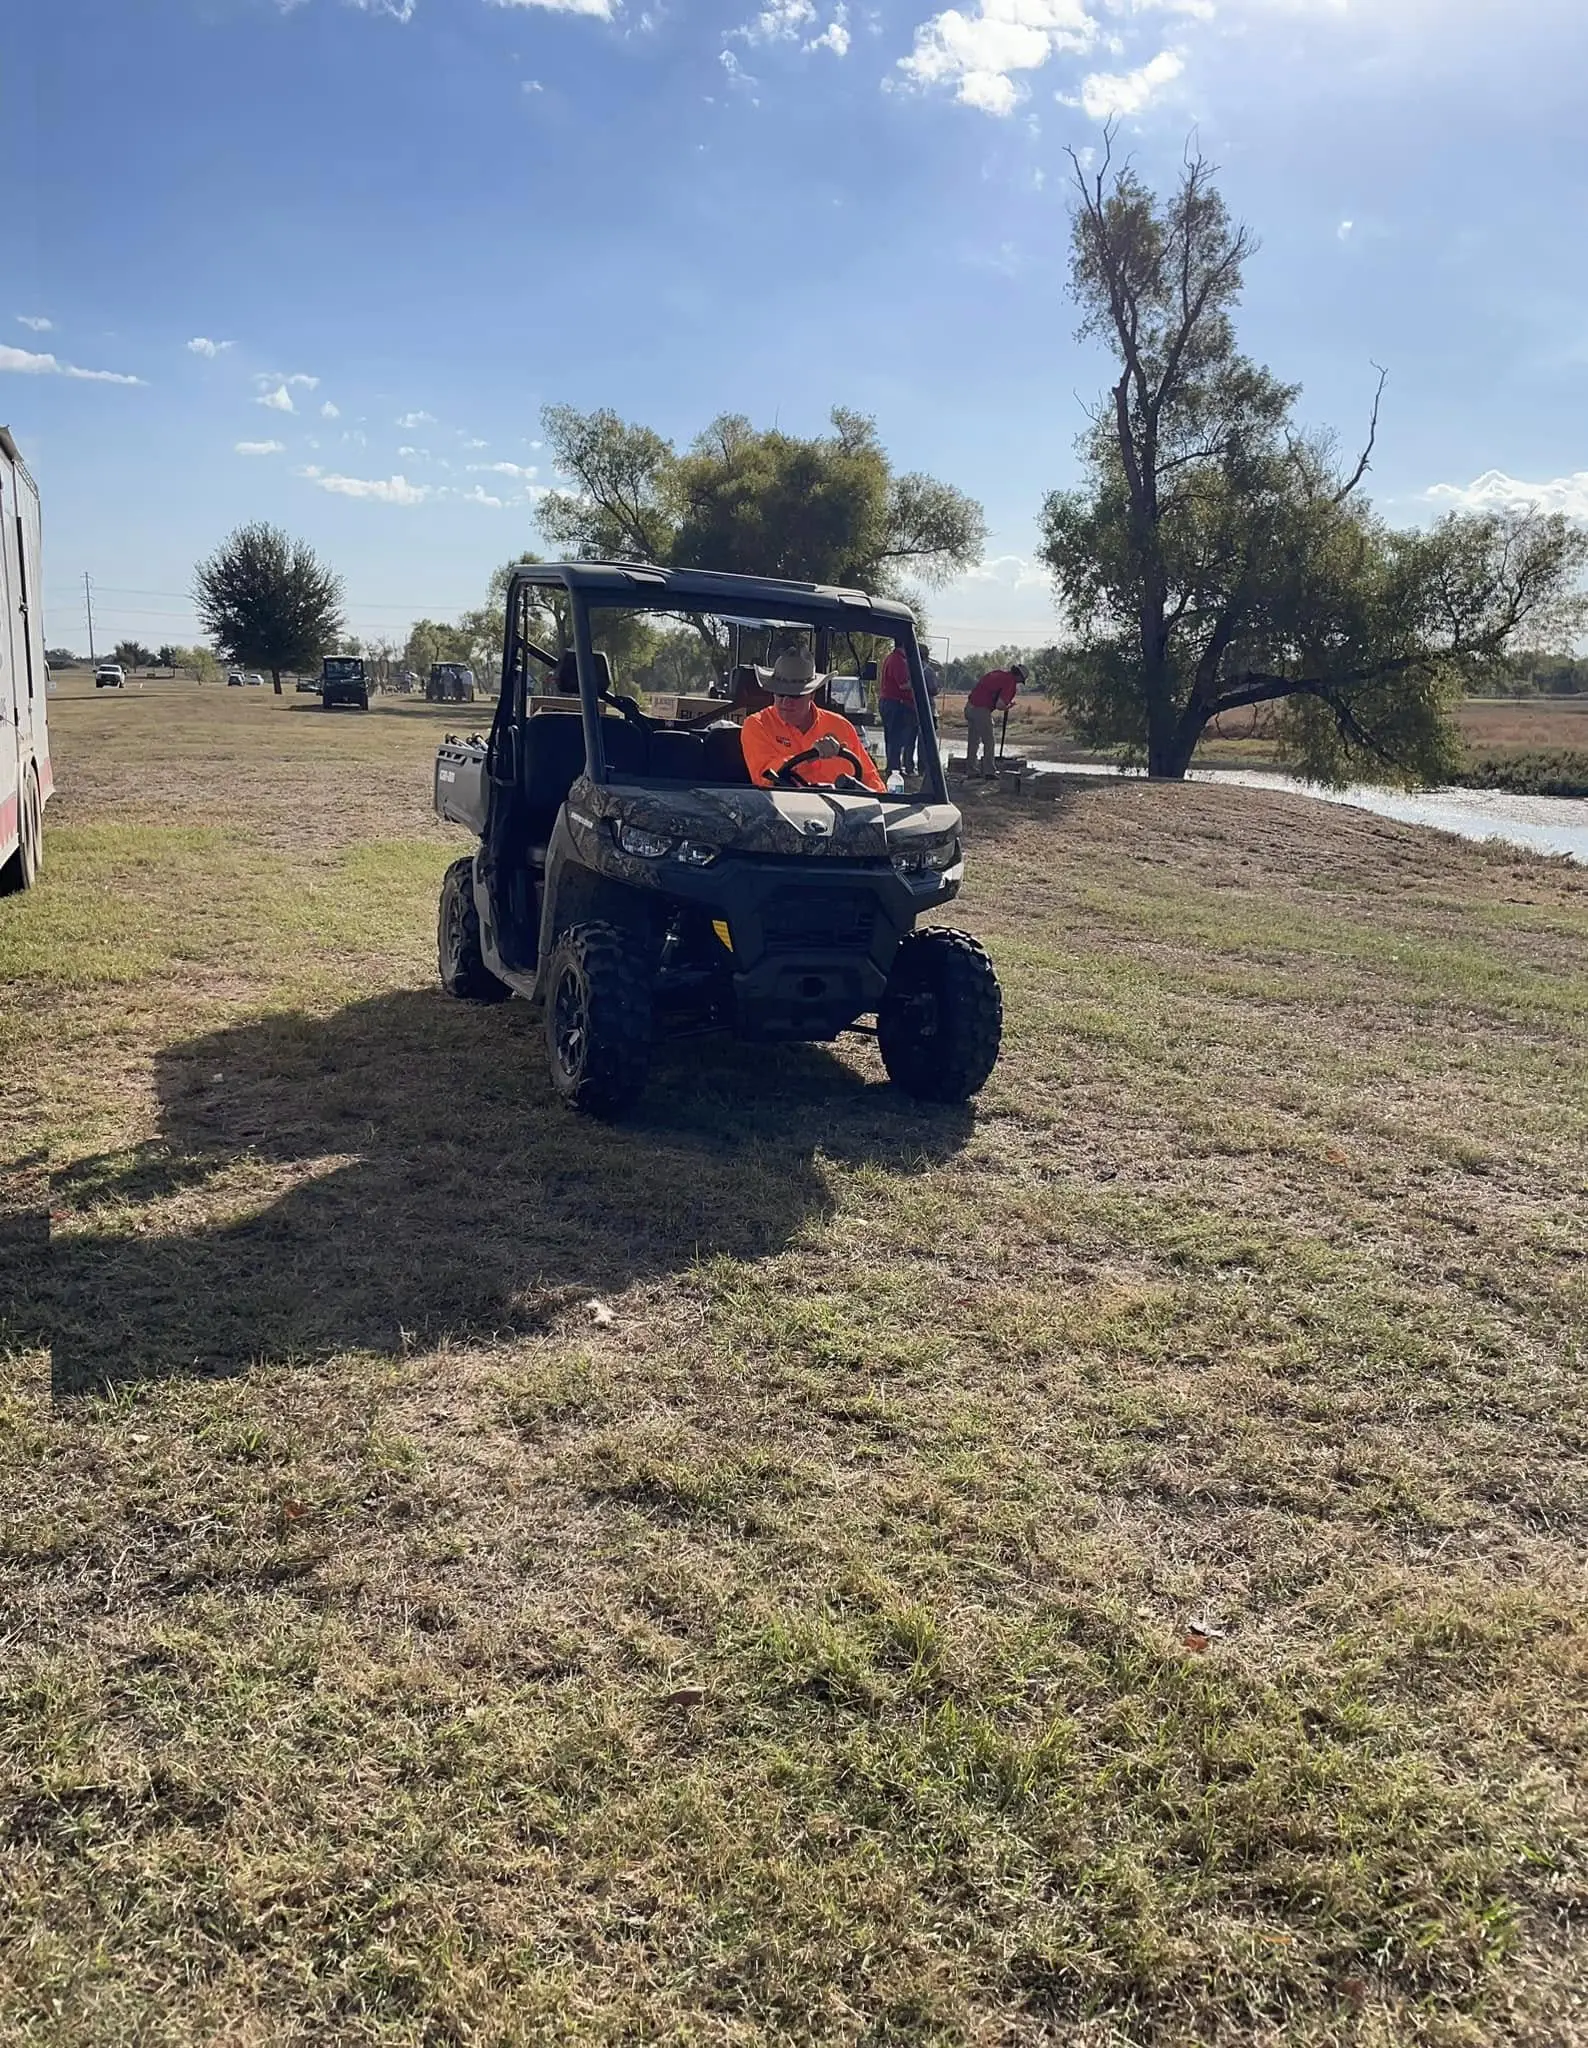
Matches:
[[462, 485, 506, 508], [186, 335, 234, 356], [275, 372, 319, 388], [258, 384, 296, 413], [307, 470, 431, 505], [17, 315, 53, 333], [395, 409, 435, 428], [1074, 45, 1182, 116], [522, 77, 544, 91], [1427, 470, 1588, 522], [1113, 0, 1211, 15], [468, 460, 537, 477], [396, 444, 429, 457], [897, 0, 1096, 115], [966, 551, 1050, 589], [462, 436, 488, 449], [739, 0, 816, 39], [1337, 218, 1354, 241], [347, 0, 417, 17], [235, 439, 286, 455], [0, 344, 144, 385], [809, 6, 850, 52], [720, 47, 758, 86], [487, 0, 615, 15], [321, 399, 340, 418]]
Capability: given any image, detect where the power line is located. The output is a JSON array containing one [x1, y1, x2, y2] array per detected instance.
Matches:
[[44, 582, 482, 614]]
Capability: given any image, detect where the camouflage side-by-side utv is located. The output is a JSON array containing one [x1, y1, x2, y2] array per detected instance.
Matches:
[[432, 562, 1001, 1116]]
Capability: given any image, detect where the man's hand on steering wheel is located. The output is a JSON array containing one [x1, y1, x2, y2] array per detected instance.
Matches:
[[772, 741, 869, 789]]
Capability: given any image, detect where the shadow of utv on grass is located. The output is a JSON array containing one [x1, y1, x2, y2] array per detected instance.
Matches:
[[30, 990, 973, 1397]]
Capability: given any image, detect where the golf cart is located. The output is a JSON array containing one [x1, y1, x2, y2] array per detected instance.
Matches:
[[432, 563, 1000, 1117], [320, 655, 369, 711], [427, 661, 477, 704]]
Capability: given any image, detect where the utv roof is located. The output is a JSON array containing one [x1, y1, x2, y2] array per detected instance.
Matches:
[[510, 561, 917, 627]]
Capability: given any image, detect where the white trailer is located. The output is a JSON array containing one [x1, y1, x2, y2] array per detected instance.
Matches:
[[0, 426, 50, 892]]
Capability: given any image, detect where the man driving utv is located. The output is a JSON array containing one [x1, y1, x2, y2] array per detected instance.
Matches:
[[741, 649, 887, 791]]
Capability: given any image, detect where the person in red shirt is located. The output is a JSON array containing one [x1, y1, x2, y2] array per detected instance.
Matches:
[[879, 637, 942, 782], [878, 642, 918, 782], [965, 663, 1024, 778], [740, 650, 887, 792]]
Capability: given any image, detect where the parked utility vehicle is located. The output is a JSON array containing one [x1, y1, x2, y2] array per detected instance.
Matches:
[[432, 562, 1001, 1116], [320, 655, 368, 711], [0, 427, 50, 893], [427, 662, 476, 704], [94, 664, 126, 690]]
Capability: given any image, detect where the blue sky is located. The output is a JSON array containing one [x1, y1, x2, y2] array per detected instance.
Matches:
[[6, 0, 1587, 659]]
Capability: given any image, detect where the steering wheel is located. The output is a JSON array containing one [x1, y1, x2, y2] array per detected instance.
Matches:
[[773, 743, 869, 789]]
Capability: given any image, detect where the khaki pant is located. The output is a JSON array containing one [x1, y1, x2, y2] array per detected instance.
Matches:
[[965, 702, 998, 775]]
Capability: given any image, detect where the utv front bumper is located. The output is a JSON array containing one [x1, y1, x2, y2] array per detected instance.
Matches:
[[671, 858, 957, 1041]]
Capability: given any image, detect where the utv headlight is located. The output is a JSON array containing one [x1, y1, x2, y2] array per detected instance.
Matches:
[[615, 822, 720, 866], [891, 831, 961, 876], [617, 822, 673, 859]]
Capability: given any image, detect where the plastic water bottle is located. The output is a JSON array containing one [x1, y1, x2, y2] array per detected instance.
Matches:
[[887, 769, 905, 792]]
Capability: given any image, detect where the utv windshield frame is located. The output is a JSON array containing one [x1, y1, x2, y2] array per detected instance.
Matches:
[[496, 562, 946, 804]]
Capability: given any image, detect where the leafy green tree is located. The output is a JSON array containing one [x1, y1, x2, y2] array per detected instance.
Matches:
[[112, 640, 156, 670], [45, 645, 79, 668], [192, 522, 345, 696], [163, 643, 221, 685], [538, 404, 985, 605], [1041, 143, 1588, 781]]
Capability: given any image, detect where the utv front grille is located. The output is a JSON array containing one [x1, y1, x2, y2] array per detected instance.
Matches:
[[762, 887, 878, 954]]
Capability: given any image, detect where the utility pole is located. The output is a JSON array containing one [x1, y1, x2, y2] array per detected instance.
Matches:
[[84, 572, 96, 662]]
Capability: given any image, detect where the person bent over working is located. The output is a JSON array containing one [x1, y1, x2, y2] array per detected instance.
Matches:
[[964, 662, 1023, 779], [741, 651, 887, 792]]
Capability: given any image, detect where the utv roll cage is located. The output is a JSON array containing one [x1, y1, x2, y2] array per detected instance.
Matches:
[[492, 562, 947, 804]]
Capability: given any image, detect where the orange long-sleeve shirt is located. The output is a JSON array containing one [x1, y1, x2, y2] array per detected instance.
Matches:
[[740, 702, 886, 791]]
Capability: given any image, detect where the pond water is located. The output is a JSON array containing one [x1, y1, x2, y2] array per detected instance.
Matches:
[[1191, 769, 1588, 867], [942, 749, 1588, 866]]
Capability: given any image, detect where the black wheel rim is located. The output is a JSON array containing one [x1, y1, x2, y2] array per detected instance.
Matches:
[[552, 965, 588, 1077], [443, 887, 463, 968]]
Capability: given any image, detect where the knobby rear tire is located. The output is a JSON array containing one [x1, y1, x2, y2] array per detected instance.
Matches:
[[543, 921, 653, 1119], [438, 856, 511, 1003], [877, 926, 1002, 1103]]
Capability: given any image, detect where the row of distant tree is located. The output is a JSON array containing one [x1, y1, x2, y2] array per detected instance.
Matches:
[[1483, 654, 1588, 697], [46, 641, 224, 679]]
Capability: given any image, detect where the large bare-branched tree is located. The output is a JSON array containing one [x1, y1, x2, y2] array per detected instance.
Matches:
[[1041, 139, 1588, 780]]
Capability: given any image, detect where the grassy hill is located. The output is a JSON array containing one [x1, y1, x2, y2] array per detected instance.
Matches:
[[3, 684, 1585, 2043]]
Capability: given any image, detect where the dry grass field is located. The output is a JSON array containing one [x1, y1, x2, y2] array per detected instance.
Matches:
[[3, 678, 1586, 2044]]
